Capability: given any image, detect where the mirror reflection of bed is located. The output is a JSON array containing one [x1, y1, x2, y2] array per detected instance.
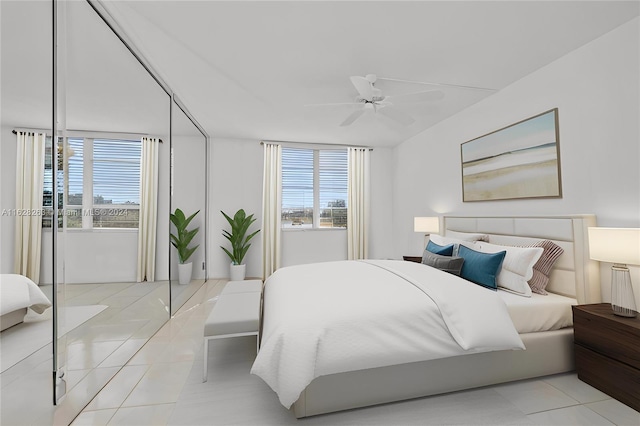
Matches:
[[0, 275, 167, 375]]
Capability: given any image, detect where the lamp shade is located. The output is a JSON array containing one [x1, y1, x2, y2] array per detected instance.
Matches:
[[414, 217, 439, 234], [588, 227, 640, 265]]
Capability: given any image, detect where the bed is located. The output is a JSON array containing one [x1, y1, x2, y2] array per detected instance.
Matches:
[[252, 215, 601, 418], [0, 274, 51, 331]]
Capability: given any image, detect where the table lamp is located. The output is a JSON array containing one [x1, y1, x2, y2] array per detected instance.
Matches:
[[414, 217, 440, 248], [588, 227, 640, 317]]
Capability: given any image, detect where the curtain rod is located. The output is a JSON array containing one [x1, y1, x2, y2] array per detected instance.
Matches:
[[260, 140, 373, 151], [12, 128, 163, 143]]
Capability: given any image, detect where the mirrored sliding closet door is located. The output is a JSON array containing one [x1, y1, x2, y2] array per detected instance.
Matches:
[[169, 98, 208, 315], [0, 1, 54, 424], [52, 0, 171, 418]]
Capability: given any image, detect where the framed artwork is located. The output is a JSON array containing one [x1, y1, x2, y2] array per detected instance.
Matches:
[[461, 108, 562, 202]]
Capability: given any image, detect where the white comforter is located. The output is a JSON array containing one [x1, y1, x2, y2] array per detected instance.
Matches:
[[251, 260, 524, 408], [0, 274, 51, 316]]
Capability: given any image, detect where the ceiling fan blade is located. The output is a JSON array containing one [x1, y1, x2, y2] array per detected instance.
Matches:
[[340, 109, 366, 127], [385, 90, 445, 103], [377, 76, 496, 92], [350, 76, 374, 101], [378, 105, 415, 126], [304, 102, 363, 107]]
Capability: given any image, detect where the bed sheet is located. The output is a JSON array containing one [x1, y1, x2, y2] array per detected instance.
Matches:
[[499, 290, 576, 334]]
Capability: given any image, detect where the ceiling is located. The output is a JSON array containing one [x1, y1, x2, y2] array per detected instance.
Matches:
[[2, 1, 638, 147]]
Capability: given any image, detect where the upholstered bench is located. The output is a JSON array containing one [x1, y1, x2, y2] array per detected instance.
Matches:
[[203, 280, 262, 382], [219, 279, 262, 295]]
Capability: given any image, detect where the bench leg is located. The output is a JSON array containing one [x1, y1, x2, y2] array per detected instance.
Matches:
[[203, 338, 209, 383], [203, 333, 259, 383]]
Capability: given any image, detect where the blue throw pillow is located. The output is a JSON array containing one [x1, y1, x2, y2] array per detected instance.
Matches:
[[426, 240, 454, 256], [457, 245, 506, 290]]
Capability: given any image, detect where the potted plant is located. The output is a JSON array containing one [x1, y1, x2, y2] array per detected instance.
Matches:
[[221, 209, 260, 281], [170, 208, 200, 285]]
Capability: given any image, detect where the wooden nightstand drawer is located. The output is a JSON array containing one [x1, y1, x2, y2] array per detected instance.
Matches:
[[573, 304, 640, 370], [575, 344, 640, 411]]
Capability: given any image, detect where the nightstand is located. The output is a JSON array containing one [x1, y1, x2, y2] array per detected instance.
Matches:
[[572, 303, 640, 411], [402, 256, 422, 263]]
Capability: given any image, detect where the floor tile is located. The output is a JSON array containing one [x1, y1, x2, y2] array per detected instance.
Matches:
[[121, 361, 193, 407], [65, 340, 123, 370], [126, 339, 173, 365], [83, 319, 149, 342], [107, 403, 175, 426], [1, 280, 168, 426], [71, 408, 117, 426], [493, 378, 580, 414], [98, 339, 148, 368], [527, 405, 614, 425], [52, 366, 122, 426], [544, 373, 611, 404], [586, 399, 640, 426], [85, 365, 149, 411]]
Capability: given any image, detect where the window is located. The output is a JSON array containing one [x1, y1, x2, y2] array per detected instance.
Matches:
[[43, 137, 141, 229], [281, 147, 347, 229]]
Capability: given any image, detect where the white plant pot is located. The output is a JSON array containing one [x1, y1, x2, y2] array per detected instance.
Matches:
[[230, 263, 246, 281], [178, 262, 193, 285]]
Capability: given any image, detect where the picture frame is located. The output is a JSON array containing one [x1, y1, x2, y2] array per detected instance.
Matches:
[[461, 108, 562, 202]]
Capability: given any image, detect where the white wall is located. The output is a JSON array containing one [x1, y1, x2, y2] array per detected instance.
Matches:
[[36, 231, 140, 285], [393, 17, 639, 255], [392, 18, 640, 304], [209, 138, 264, 279], [208, 138, 395, 279], [369, 147, 395, 260]]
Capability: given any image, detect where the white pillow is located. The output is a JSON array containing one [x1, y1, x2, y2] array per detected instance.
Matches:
[[444, 230, 489, 242], [475, 241, 543, 297]]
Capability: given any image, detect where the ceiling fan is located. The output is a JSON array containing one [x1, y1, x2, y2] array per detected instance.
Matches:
[[307, 74, 495, 127]]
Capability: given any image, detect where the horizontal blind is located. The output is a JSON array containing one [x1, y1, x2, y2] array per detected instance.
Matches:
[[281, 147, 313, 210], [43, 137, 54, 208], [93, 139, 141, 205], [67, 138, 84, 205], [318, 149, 348, 209]]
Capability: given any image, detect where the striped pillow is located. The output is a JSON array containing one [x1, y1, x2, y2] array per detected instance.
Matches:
[[527, 240, 564, 295]]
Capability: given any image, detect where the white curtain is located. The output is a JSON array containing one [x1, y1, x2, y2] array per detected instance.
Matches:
[[136, 137, 159, 282], [14, 132, 46, 283], [347, 147, 370, 260], [261, 143, 282, 280]]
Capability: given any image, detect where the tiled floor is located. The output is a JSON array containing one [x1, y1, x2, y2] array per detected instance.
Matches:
[[0, 280, 169, 426], [72, 279, 640, 426]]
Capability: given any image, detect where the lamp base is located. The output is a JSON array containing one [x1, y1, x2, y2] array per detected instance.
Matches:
[[612, 304, 637, 318], [611, 265, 638, 318]]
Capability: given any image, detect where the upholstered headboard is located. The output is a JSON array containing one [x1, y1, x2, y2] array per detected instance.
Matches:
[[442, 215, 601, 304]]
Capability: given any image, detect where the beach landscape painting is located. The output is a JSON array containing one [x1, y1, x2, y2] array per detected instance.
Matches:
[[461, 109, 562, 201]]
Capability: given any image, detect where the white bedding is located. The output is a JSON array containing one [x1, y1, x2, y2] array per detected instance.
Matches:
[[0, 274, 51, 317], [499, 290, 576, 334], [251, 260, 524, 408]]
